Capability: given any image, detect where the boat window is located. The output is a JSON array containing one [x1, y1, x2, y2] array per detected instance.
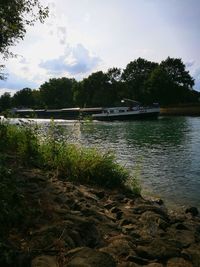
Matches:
[[119, 110, 125, 112]]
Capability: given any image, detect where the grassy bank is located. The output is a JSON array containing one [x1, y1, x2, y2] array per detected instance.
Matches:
[[0, 123, 140, 264], [0, 123, 140, 190]]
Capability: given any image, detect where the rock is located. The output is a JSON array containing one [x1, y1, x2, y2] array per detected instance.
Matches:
[[166, 229, 195, 248], [183, 244, 200, 267], [138, 211, 168, 238], [175, 223, 189, 230], [116, 211, 123, 220], [125, 254, 149, 265], [136, 238, 181, 260], [118, 262, 140, 267], [95, 190, 105, 199], [104, 202, 117, 210], [31, 255, 59, 267], [66, 247, 116, 267], [146, 263, 164, 267], [100, 235, 135, 258], [185, 207, 199, 217], [77, 220, 101, 247], [132, 205, 169, 221], [166, 257, 193, 267], [110, 207, 121, 213], [114, 194, 126, 202]]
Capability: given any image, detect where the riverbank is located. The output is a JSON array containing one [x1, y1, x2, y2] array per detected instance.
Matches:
[[1, 124, 200, 266], [1, 159, 200, 267], [160, 104, 200, 116]]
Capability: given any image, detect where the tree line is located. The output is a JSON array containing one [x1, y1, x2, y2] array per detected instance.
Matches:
[[0, 57, 200, 111]]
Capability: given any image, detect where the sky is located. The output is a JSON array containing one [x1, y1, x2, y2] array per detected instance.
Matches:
[[0, 0, 200, 96]]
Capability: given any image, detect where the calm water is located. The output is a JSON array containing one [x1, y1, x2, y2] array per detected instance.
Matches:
[[15, 116, 200, 210]]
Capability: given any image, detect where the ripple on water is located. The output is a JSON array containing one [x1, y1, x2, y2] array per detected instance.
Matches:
[[37, 116, 200, 210]]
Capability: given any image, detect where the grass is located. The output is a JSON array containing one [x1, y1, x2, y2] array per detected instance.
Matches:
[[0, 122, 140, 191]]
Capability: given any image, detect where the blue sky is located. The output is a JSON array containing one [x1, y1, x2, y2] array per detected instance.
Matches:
[[0, 0, 200, 95]]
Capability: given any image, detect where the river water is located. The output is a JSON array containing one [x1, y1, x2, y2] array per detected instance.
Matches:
[[11, 116, 200, 210]]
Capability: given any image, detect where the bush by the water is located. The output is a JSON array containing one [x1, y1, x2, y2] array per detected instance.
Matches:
[[0, 123, 140, 192]]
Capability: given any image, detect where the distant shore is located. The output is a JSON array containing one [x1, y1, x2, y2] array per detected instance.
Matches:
[[160, 105, 200, 116]]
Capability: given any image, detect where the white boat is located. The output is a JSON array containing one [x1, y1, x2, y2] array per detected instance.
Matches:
[[92, 102, 160, 121]]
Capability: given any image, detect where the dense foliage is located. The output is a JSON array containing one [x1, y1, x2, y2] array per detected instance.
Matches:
[[0, 0, 48, 59], [0, 0, 48, 81], [0, 57, 199, 111]]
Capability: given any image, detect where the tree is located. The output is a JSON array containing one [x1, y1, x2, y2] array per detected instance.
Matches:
[[160, 57, 194, 89], [39, 78, 77, 108], [0, 64, 6, 80], [106, 67, 124, 104], [74, 71, 117, 107], [0, 0, 48, 80], [0, 92, 12, 111], [0, 0, 48, 59], [122, 58, 158, 102], [145, 66, 175, 105], [106, 67, 121, 84], [145, 59, 197, 105], [13, 87, 35, 107]]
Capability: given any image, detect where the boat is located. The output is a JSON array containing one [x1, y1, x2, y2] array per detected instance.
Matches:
[[92, 101, 160, 121]]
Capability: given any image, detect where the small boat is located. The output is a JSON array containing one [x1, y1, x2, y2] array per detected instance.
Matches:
[[92, 101, 160, 121]]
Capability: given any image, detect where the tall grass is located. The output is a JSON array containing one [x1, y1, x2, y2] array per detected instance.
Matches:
[[0, 123, 140, 192]]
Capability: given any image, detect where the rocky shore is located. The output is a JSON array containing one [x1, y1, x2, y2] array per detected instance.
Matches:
[[3, 167, 200, 267]]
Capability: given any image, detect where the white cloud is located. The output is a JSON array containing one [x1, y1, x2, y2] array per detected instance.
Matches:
[[0, 88, 18, 96], [39, 43, 101, 75], [193, 67, 200, 91]]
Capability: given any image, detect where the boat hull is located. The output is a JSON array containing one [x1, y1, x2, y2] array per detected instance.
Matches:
[[92, 111, 160, 121]]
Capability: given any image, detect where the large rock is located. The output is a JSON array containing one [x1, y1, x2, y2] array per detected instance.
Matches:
[[166, 257, 193, 267], [31, 255, 59, 267], [100, 235, 135, 258], [66, 247, 116, 267], [136, 238, 181, 260], [146, 263, 164, 267], [183, 244, 200, 267]]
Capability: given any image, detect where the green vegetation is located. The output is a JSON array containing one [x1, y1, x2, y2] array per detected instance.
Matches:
[[0, 123, 139, 191], [0, 0, 48, 61], [1, 57, 199, 112], [0, 122, 140, 263]]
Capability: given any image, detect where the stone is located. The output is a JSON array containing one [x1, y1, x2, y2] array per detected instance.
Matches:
[[166, 257, 193, 267], [185, 207, 199, 217], [31, 255, 59, 267], [100, 236, 135, 257], [183, 244, 200, 267], [146, 263, 164, 267], [132, 205, 169, 221], [175, 223, 189, 230], [166, 229, 195, 248], [110, 207, 121, 213], [116, 211, 123, 220], [66, 247, 116, 267], [118, 262, 140, 267], [136, 238, 181, 260], [77, 220, 101, 247], [125, 255, 149, 265], [95, 190, 105, 199]]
